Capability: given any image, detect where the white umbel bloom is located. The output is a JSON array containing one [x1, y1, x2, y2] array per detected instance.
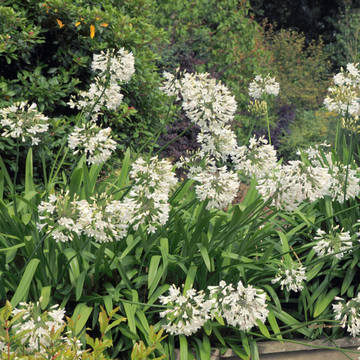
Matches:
[[128, 156, 177, 232], [160, 71, 237, 130], [333, 294, 360, 337], [232, 136, 278, 178], [68, 48, 135, 116], [324, 63, 360, 116], [11, 299, 65, 354], [159, 285, 214, 336], [197, 125, 238, 161], [68, 124, 116, 165], [0, 101, 49, 144], [209, 280, 269, 331], [248, 74, 280, 99], [188, 159, 240, 210], [313, 226, 353, 259], [271, 262, 307, 293]]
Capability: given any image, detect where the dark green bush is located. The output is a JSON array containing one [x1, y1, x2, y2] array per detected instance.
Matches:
[[150, 0, 270, 108], [278, 108, 338, 160], [0, 0, 169, 151], [258, 22, 332, 109]]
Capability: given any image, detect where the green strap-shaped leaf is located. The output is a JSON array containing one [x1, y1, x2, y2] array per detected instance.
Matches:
[[197, 243, 211, 272], [341, 266, 356, 295], [179, 335, 188, 360], [40, 286, 51, 310], [75, 270, 87, 301], [148, 255, 161, 290], [11, 258, 40, 307], [25, 147, 35, 194], [71, 303, 93, 336], [269, 304, 312, 337], [183, 265, 197, 294], [267, 309, 283, 340], [314, 287, 340, 318]]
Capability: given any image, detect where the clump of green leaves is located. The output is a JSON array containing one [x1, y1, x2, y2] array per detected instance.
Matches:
[[0, 300, 126, 359], [131, 327, 167, 360]]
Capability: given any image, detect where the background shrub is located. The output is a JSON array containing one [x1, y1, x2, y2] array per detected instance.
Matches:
[[257, 22, 332, 110], [0, 0, 169, 152]]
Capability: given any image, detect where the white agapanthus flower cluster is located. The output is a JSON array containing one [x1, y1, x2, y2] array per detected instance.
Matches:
[[209, 280, 269, 331], [9, 299, 69, 355], [333, 293, 360, 337], [324, 63, 360, 116], [313, 225, 353, 259], [248, 74, 280, 99], [271, 262, 307, 292], [68, 48, 135, 119], [161, 71, 240, 208], [38, 190, 133, 243], [233, 138, 360, 211], [37, 157, 177, 241], [159, 281, 268, 336], [187, 158, 240, 210], [197, 125, 238, 161], [233, 137, 332, 211], [159, 285, 216, 336], [0, 101, 49, 145], [256, 160, 332, 211], [300, 144, 360, 204], [160, 71, 238, 162], [68, 124, 116, 165], [160, 71, 237, 130], [232, 136, 278, 179], [127, 156, 178, 232]]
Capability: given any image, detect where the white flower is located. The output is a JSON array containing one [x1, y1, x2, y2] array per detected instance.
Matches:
[[188, 158, 240, 210], [313, 226, 353, 259], [324, 63, 360, 116], [68, 48, 135, 116], [248, 74, 280, 99], [272, 262, 307, 293], [209, 281, 268, 331], [160, 71, 237, 130], [333, 293, 360, 337], [197, 125, 238, 161], [0, 101, 49, 144], [159, 285, 210, 336], [68, 124, 116, 165]]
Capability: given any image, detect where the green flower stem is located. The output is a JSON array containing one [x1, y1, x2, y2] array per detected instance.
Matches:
[[13, 138, 19, 217], [266, 107, 271, 146], [85, 69, 112, 125], [146, 100, 178, 162], [334, 113, 341, 153]]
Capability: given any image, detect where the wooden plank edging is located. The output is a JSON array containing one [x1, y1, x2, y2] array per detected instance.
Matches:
[[174, 337, 360, 359]]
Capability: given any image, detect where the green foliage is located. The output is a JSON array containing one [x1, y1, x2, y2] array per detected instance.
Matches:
[[150, 0, 270, 108], [0, 0, 169, 151], [258, 23, 332, 109], [0, 300, 125, 359], [131, 327, 167, 360], [1, 40, 360, 360], [326, 2, 360, 70], [278, 108, 338, 160]]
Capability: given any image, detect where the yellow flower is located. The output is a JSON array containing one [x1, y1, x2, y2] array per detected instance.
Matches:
[[56, 19, 65, 28], [90, 24, 95, 39]]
